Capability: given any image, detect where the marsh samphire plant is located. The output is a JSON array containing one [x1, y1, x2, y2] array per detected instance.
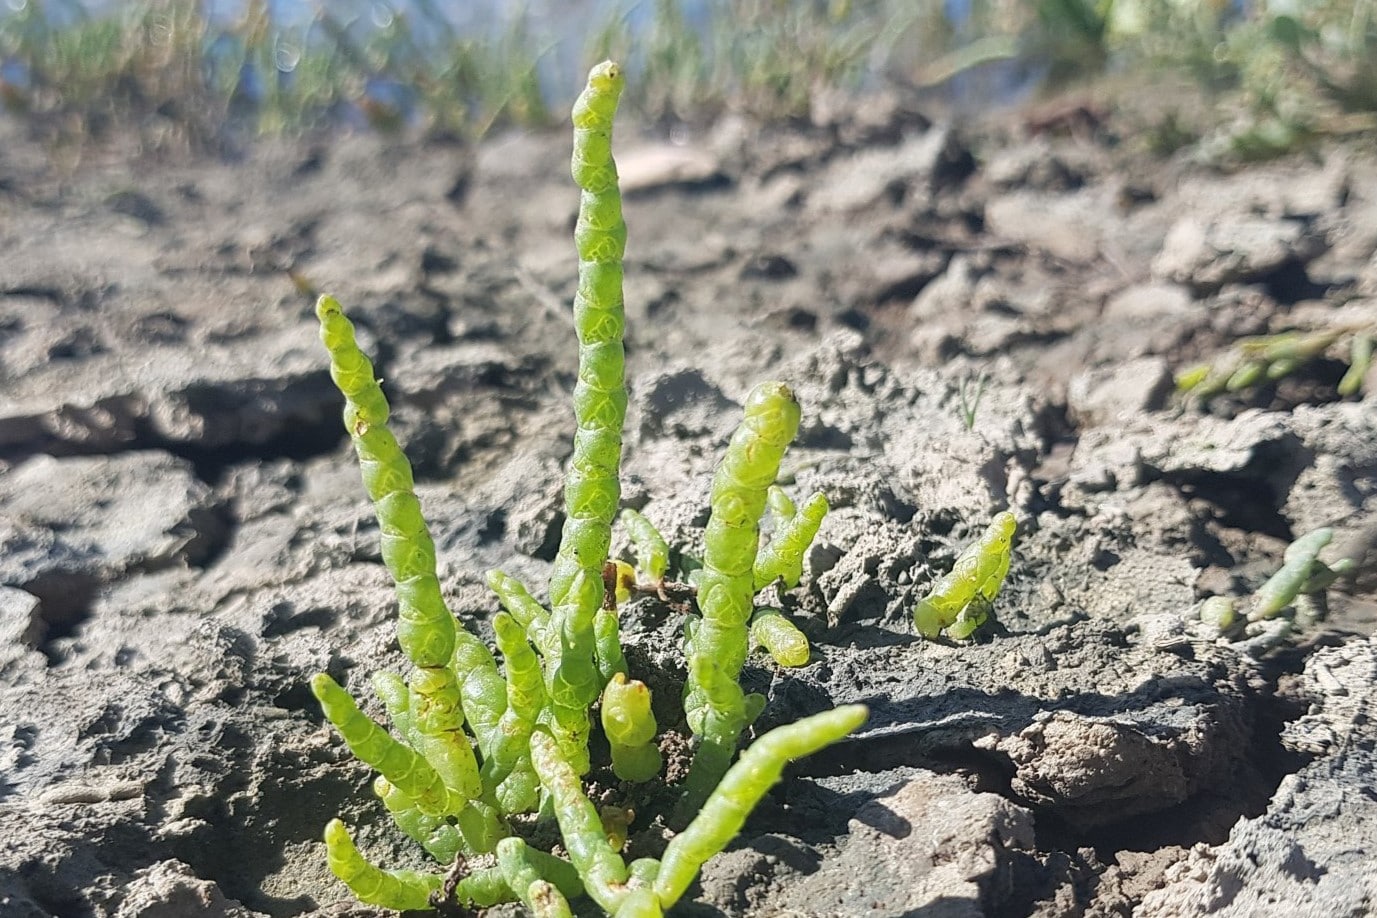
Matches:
[[309, 61, 865, 917]]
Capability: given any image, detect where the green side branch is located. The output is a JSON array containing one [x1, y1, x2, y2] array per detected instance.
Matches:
[[323, 818, 442, 911], [755, 490, 829, 590], [502, 861, 573, 918], [529, 728, 631, 913], [486, 610, 546, 813], [311, 673, 456, 817], [749, 608, 809, 667], [654, 705, 868, 907], [1177, 326, 1373, 401], [373, 776, 463, 864], [488, 569, 551, 642], [496, 837, 585, 917], [594, 604, 629, 684], [620, 508, 670, 583], [1249, 527, 1355, 622], [324, 818, 582, 913]]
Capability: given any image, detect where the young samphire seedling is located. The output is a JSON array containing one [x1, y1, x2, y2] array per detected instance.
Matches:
[[912, 511, 1017, 640], [309, 61, 863, 917], [1176, 326, 1374, 401]]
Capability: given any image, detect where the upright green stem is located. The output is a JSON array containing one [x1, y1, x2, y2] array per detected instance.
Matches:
[[316, 295, 455, 670], [680, 382, 801, 816], [545, 61, 630, 773], [316, 295, 497, 803]]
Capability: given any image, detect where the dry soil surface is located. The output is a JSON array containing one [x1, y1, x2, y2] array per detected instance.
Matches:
[[2, 96, 1376, 918]]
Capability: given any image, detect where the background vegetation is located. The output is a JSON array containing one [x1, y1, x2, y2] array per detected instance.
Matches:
[[1, 0, 1374, 158]]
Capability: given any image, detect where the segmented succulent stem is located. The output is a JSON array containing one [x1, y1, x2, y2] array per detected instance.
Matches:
[[681, 381, 801, 811], [615, 888, 665, 917], [755, 490, 828, 590], [371, 671, 417, 745], [594, 606, 628, 684], [316, 294, 506, 804], [601, 673, 662, 782], [488, 569, 551, 641], [459, 801, 509, 855], [1339, 334, 1372, 396], [749, 608, 809, 667], [545, 61, 630, 770], [655, 705, 868, 907], [1176, 327, 1367, 401], [497, 838, 584, 918], [913, 511, 1017, 640], [497, 614, 547, 724], [407, 665, 482, 803], [450, 867, 519, 910], [484, 624, 542, 813], [766, 485, 796, 521], [454, 637, 507, 762], [495, 759, 541, 815], [1248, 527, 1356, 621], [328, 840, 531, 911], [620, 508, 670, 583], [316, 294, 456, 670], [529, 728, 631, 913], [373, 776, 464, 864], [312, 673, 456, 817], [323, 818, 442, 910], [527, 882, 575, 918]]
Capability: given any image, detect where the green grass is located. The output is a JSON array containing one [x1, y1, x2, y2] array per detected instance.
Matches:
[[2, 0, 1375, 159]]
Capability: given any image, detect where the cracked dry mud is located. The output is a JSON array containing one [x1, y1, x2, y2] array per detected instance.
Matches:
[[2, 96, 1375, 918]]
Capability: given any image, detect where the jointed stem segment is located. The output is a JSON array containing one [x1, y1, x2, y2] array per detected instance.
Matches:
[[601, 673, 662, 782], [530, 729, 631, 913], [324, 818, 442, 910], [316, 295, 458, 670], [312, 673, 456, 817], [1249, 527, 1355, 621], [620, 508, 670, 584], [749, 608, 810, 667]]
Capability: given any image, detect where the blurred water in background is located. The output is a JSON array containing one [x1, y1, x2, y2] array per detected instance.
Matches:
[[0, 0, 1088, 140], [27, 0, 712, 85], [2, 0, 747, 126]]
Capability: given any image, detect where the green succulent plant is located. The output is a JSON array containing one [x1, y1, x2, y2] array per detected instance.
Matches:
[[1176, 327, 1373, 402], [1195, 526, 1357, 655], [913, 511, 1017, 641], [308, 61, 863, 917]]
